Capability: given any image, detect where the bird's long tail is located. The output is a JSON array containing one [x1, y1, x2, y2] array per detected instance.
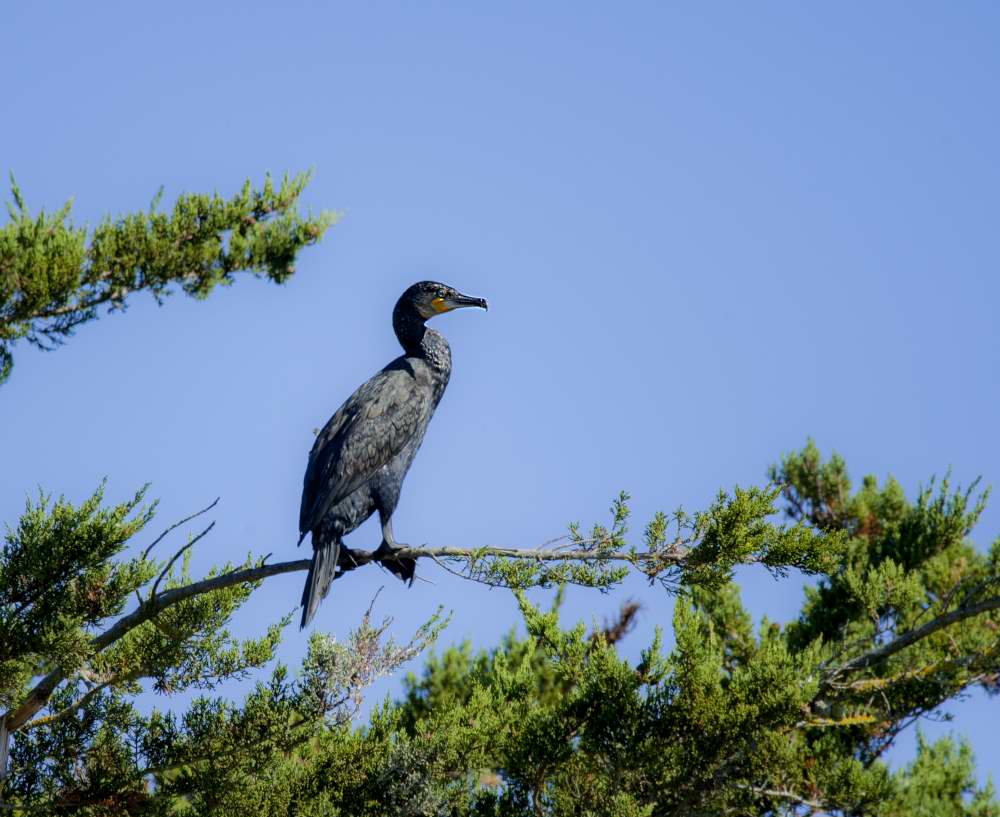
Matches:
[[300, 538, 340, 629]]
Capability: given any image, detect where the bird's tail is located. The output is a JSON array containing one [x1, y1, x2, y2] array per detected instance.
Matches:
[[300, 538, 340, 629]]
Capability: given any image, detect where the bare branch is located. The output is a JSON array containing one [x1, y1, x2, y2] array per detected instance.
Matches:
[[740, 784, 827, 814], [148, 520, 216, 599], [826, 592, 1000, 682], [141, 497, 220, 561], [22, 676, 125, 731], [355, 542, 671, 570]]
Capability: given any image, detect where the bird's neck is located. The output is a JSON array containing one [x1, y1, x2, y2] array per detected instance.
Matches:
[[418, 328, 452, 379], [393, 309, 451, 377], [393, 309, 428, 356]]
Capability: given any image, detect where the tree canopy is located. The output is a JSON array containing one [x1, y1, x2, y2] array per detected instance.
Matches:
[[0, 173, 335, 384], [1, 180, 997, 815]]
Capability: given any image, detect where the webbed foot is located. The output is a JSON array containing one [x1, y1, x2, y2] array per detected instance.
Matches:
[[332, 546, 361, 582], [373, 541, 416, 586]]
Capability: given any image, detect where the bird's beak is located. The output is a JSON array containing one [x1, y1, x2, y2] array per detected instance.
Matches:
[[434, 293, 489, 313]]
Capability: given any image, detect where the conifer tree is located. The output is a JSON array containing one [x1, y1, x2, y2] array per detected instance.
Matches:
[[2, 182, 998, 815], [0, 173, 335, 384]]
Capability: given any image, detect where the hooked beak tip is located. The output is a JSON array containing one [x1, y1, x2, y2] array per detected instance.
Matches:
[[452, 294, 488, 312]]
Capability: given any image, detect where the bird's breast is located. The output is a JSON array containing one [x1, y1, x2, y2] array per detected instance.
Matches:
[[408, 355, 449, 394]]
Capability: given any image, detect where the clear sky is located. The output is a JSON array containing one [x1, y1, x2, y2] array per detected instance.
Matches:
[[3, 0, 999, 778]]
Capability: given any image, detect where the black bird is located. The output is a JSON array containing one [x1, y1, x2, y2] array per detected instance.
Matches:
[[297, 281, 488, 628]]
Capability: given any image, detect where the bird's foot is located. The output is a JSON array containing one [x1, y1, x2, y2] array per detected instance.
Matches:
[[332, 546, 362, 582], [373, 541, 416, 586]]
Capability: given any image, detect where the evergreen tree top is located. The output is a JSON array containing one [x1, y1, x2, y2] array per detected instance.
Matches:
[[0, 173, 336, 384], [2, 183, 998, 815]]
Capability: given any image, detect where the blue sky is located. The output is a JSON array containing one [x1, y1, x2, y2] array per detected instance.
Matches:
[[3, 1, 999, 777]]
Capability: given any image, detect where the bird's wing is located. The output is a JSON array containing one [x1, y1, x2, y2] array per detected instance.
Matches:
[[299, 364, 429, 538]]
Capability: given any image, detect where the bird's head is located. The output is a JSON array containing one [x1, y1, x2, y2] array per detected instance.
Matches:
[[399, 281, 489, 321]]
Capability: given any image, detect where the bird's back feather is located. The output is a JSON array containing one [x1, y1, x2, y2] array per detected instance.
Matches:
[[299, 358, 433, 539]]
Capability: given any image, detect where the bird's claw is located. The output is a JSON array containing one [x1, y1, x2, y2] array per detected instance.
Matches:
[[332, 547, 362, 582], [373, 541, 416, 586]]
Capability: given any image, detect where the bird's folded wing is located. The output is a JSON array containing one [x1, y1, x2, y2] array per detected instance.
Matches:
[[299, 368, 429, 536]]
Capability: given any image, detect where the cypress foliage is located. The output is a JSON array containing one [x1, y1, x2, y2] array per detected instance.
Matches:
[[2, 184, 997, 814], [0, 174, 336, 384], [2, 446, 997, 815]]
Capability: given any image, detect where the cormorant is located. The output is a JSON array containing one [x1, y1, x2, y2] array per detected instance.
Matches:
[[297, 281, 488, 628]]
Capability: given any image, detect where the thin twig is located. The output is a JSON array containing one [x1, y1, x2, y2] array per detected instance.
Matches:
[[149, 521, 216, 600], [22, 676, 123, 731], [741, 785, 826, 813], [141, 498, 220, 561], [134, 499, 220, 608]]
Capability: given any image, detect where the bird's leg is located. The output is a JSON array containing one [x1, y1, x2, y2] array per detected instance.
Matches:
[[377, 514, 399, 551], [373, 514, 416, 586]]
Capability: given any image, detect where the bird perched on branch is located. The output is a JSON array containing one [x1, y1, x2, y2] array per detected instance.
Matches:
[[297, 281, 488, 628]]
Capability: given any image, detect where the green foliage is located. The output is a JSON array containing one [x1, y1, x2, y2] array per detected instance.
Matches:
[[92, 549, 288, 697], [16, 172, 995, 814], [772, 443, 1000, 772], [683, 483, 847, 587], [0, 172, 336, 383], [464, 493, 636, 590], [165, 559, 994, 816], [0, 485, 156, 708], [887, 732, 999, 817], [99, 441, 992, 816], [7, 587, 445, 814], [3, 261, 1000, 817], [0, 465, 855, 813], [0, 489, 295, 807], [460, 486, 846, 596]]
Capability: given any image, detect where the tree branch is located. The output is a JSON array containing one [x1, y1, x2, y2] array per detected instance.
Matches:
[[1, 541, 667, 734], [741, 785, 826, 814], [22, 677, 122, 731], [3, 558, 306, 733], [826, 593, 1000, 681], [141, 497, 219, 561], [148, 520, 215, 600], [5, 525, 995, 744]]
